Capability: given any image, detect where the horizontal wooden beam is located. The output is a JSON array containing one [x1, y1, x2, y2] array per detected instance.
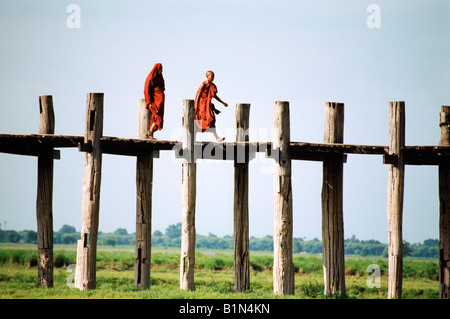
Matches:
[[1, 134, 449, 165], [290, 142, 387, 156], [0, 134, 176, 157], [402, 146, 450, 165], [289, 142, 386, 163], [0, 134, 83, 157], [100, 136, 178, 156]]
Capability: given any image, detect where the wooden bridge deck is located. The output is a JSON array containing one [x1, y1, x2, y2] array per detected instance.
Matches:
[[0, 133, 449, 165]]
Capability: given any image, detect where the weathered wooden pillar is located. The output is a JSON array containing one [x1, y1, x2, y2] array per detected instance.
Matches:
[[439, 105, 450, 299], [180, 99, 196, 291], [386, 101, 405, 299], [36, 95, 55, 288], [234, 103, 250, 292], [321, 102, 345, 297], [273, 101, 294, 295], [135, 98, 153, 290], [75, 93, 104, 291]]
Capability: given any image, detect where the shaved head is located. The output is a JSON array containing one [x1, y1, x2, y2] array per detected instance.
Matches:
[[206, 70, 215, 83]]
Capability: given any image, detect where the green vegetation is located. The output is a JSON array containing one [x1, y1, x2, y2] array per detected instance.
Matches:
[[0, 223, 440, 258], [0, 245, 440, 299], [0, 224, 440, 299]]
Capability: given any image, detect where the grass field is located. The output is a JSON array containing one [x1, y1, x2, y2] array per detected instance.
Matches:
[[0, 244, 440, 299]]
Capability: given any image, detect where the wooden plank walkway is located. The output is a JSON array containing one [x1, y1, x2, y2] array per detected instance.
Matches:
[[1, 133, 449, 165]]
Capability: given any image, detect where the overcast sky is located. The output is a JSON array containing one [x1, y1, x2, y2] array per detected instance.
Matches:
[[0, 0, 449, 243]]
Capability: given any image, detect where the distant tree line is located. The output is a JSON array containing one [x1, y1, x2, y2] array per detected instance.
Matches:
[[0, 225, 134, 246], [0, 223, 439, 258]]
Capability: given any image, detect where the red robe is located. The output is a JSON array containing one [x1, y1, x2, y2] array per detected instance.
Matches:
[[144, 63, 165, 131], [194, 81, 217, 132]]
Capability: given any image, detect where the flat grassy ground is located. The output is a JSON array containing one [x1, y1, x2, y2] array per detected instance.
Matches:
[[0, 244, 440, 299]]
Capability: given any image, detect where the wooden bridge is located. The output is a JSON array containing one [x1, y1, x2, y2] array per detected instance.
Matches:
[[0, 93, 449, 299]]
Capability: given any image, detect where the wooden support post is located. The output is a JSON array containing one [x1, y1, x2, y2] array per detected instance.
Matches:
[[273, 101, 294, 295], [180, 99, 196, 291], [36, 95, 55, 288], [321, 102, 345, 297], [439, 105, 450, 299], [135, 98, 153, 290], [75, 93, 104, 291], [386, 101, 405, 299], [234, 103, 250, 292]]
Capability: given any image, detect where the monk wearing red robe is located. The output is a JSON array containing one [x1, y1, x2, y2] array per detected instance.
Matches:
[[144, 63, 165, 139], [194, 70, 228, 142]]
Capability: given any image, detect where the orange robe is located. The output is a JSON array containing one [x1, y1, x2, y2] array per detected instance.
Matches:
[[144, 63, 165, 131], [195, 81, 217, 132]]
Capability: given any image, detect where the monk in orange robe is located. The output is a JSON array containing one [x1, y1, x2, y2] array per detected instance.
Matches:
[[194, 70, 228, 142], [144, 63, 165, 139]]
